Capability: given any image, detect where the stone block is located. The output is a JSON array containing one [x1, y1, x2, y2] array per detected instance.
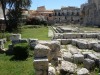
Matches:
[[97, 35, 100, 40], [80, 33, 87, 38], [77, 68, 89, 75], [93, 44, 100, 52], [63, 33, 77, 39], [62, 52, 73, 62], [57, 39, 61, 44], [34, 58, 48, 70], [34, 44, 51, 58], [82, 52, 92, 58], [83, 59, 95, 70], [34, 58, 48, 75], [60, 61, 77, 74], [3, 38, 7, 43], [11, 40, 19, 45], [77, 41, 88, 49], [61, 39, 71, 45], [87, 53, 99, 61], [0, 39, 4, 49], [10, 34, 21, 41], [76, 33, 82, 38], [73, 54, 84, 63], [29, 39, 38, 48], [71, 39, 77, 46], [86, 33, 97, 38], [54, 33, 63, 39], [69, 47, 80, 55], [48, 66, 56, 75], [0, 39, 3, 45], [39, 41, 60, 60], [63, 33, 71, 39], [35, 69, 48, 75], [88, 43, 96, 50]]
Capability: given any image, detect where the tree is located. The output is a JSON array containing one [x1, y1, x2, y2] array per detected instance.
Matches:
[[0, 0, 32, 32]]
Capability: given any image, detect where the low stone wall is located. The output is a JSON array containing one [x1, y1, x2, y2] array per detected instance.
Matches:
[[53, 33, 100, 39]]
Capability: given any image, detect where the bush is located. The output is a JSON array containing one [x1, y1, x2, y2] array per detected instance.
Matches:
[[26, 17, 47, 25], [13, 43, 29, 60]]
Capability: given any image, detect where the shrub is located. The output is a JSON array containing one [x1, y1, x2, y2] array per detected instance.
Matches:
[[13, 43, 29, 60]]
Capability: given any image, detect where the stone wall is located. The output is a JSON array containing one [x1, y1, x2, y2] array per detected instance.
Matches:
[[81, 0, 100, 26]]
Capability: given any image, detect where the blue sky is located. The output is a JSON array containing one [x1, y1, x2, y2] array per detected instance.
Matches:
[[30, 0, 88, 10]]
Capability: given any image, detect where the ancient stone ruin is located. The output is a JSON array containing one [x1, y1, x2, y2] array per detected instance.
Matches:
[[2, 25, 100, 75]]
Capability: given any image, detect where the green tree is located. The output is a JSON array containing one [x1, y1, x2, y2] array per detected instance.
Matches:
[[0, 0, 32, 32]]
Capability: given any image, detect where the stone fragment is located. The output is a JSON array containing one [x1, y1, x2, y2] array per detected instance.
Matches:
[[3, 38, 6, 43], [62, 52, 73, 62], [77, 41, 88, 49], [93, 44, 100, 52], [29, 38, 38, 48], [87, 54, 99, 61], [48, 66, 56, 75], [67, 45, 79, 54], [82, 52, 92, 58], [34, 44, 51, 58], [73, 54, 84, 63], [34, 58, 48, 70], [77, 68, 89, 75], [83, 59, 95, 70], [61, 39, 72, 45], [39, 41, 60, 61], [71, 39, 77, 46], [0, 39, 4, 49], [60, 61, 77, 74], [97, 35, 100, 40], [34, 58, 48, 75], [10, 34, 21, 41], [11, 40, 19, 45]]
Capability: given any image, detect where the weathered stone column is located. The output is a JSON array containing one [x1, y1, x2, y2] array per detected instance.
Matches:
[[34, 44, 50, 75]]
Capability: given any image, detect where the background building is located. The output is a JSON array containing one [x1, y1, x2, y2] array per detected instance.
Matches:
[[54, 6, 80, 24], [28, 6, 54, 24]]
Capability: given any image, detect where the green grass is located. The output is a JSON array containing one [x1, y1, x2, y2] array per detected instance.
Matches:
[[0, 54, 35, 75], [21, 26, 50, 40]]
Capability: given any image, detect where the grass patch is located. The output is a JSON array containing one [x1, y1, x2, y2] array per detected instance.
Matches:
[[21, 26, 50, 40], [0, 54, 35, 75]]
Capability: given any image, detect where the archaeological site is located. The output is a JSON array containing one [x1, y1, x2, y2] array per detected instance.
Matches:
[[0, 0, 100, 75]]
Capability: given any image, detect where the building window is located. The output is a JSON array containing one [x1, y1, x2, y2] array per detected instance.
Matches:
[[62, 12, 64, 16], [72, 12, 74, 16], [58, 13, 60, 16], [76, 12, 79, 16], [65, 16, 67, 20], [49, 14, 52, 17], [67, 12, 69, 15], [55, 13, 57, 16]]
